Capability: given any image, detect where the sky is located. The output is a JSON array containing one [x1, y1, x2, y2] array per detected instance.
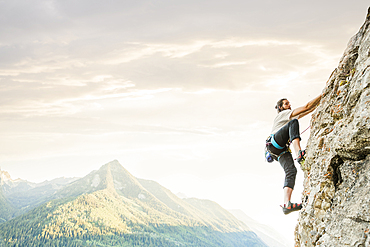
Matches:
[[1, 0, 369, 245]]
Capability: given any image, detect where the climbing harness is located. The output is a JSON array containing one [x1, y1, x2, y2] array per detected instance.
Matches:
[[265, 125, 310, 163], [265, 135, 291, 162]]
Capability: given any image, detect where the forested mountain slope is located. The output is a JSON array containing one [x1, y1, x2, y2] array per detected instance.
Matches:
[[0, 160, 267, 247]]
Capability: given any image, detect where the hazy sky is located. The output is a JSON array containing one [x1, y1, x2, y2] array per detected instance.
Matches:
[[1, 1, 369, 245]]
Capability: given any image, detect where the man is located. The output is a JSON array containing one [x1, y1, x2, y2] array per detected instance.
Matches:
[[269, 94, 321, 215]]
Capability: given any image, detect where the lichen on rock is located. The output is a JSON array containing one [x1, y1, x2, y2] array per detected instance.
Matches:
[[295, 7, 370, 247]]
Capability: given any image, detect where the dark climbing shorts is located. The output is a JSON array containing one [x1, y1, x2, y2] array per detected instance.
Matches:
[[273, 118, 301, 147], [271, 119, 301, 189], [278, 152, 297, 189]]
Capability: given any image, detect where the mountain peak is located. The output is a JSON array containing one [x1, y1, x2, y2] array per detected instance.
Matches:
[[0, 170, 12, 185], [105, 159, 121, 167], [55, 159, 154, 202], [101, 160, 132, 176]]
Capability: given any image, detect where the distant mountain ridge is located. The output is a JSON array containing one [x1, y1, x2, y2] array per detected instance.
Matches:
[[0, 168, 78, 218], [0, 160, 268, 246], [0, 184, 13, 223]]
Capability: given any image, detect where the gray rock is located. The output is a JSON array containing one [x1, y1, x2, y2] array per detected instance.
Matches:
[[295, 7, 370, 247]]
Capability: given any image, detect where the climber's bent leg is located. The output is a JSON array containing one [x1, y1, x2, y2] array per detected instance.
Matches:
[[278, 152, 297, 190], [274, 119, 301, 145], [274, 119, 302, 156]]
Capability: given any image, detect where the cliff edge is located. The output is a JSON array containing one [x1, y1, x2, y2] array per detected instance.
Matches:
[[295, 7, 370, 247]]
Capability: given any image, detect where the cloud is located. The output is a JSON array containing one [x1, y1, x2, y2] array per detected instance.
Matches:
[[1, 0, 367, 113], [2, 1, 368, 47], [0, 34, 339, 124]]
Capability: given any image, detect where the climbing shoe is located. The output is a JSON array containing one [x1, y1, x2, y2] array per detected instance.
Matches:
[[282, 201, 302, 215], [297, 150, 306, 165]]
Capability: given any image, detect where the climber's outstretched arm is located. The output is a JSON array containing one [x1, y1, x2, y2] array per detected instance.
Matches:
[[297, 106, 316, 119], [291, 94, 322, 119]]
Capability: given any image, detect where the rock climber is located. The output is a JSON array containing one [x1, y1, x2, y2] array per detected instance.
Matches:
[[268, 95, 322, 215]]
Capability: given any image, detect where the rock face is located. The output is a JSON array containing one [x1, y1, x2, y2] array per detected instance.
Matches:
[[295, 8, 370, 247]]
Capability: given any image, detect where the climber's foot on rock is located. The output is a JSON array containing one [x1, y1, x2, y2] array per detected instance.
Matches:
[[281, 201, 302, 215], [297, 150, 306, 165]]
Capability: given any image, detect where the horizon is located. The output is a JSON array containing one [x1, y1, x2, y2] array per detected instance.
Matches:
[[1, 1, 369, 245]]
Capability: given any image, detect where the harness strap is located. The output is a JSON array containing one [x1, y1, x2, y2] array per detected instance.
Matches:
[[270, 134, 284, 149], [267, 148, 289, 160], [277, 151, 289, 161]]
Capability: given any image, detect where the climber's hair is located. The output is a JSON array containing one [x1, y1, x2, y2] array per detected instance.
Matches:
[[275, 98, 287, 113]]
